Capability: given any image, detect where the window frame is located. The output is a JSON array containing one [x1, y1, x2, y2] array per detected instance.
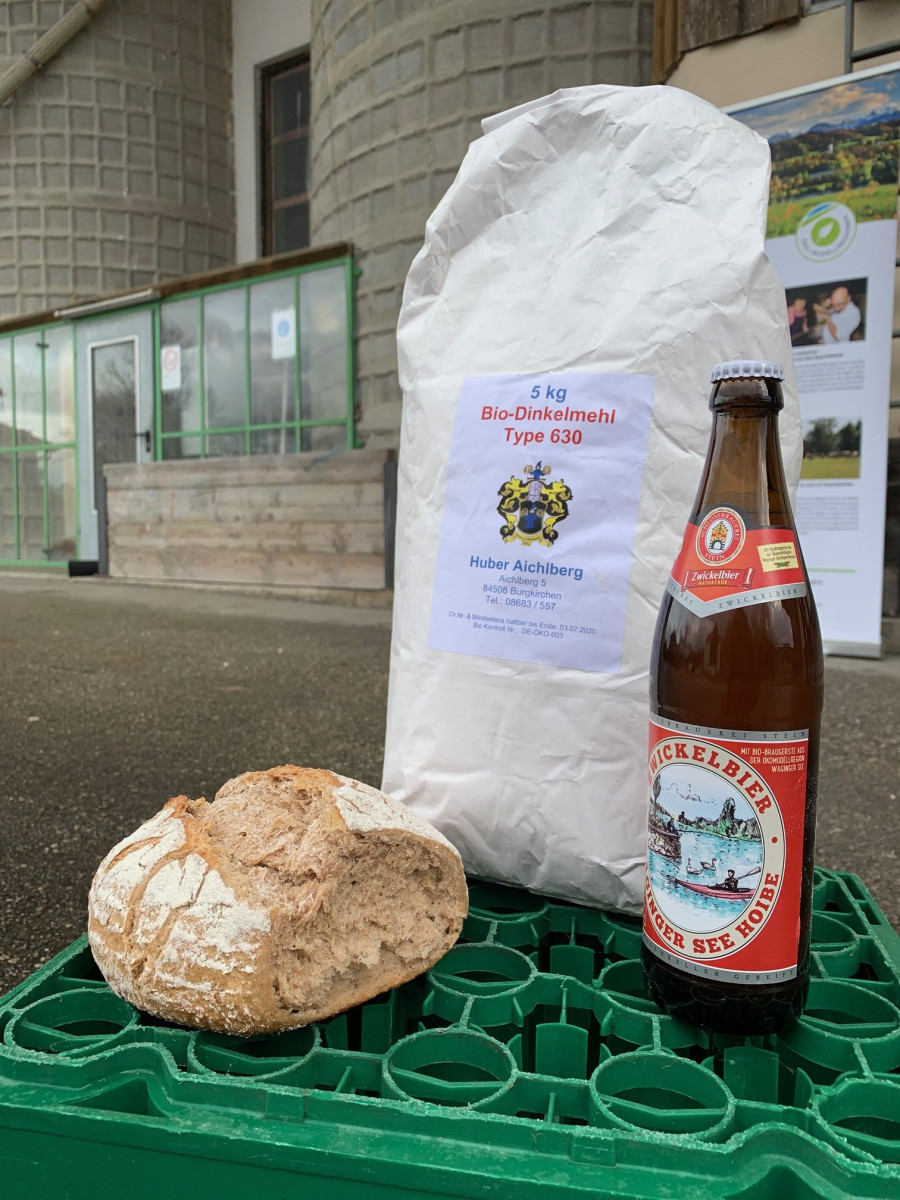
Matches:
[[0, 320, 77, 567], [155, 256, 356, 461], [258, 48, 312, 258]]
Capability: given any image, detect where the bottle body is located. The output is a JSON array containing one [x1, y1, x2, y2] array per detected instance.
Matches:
[[641, 371, 824, 1035]]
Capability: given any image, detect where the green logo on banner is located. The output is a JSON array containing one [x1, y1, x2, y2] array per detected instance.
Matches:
[[797, 202, 856, 261], [810, 217, 840, 246]]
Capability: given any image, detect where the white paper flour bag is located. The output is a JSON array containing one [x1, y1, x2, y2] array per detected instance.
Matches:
[[382, 85, 801, 913]]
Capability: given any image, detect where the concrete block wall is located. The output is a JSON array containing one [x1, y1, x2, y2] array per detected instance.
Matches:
[[104, 451, 390, 592], [310, 0, 654, 448], [0, 0, 235, 316]]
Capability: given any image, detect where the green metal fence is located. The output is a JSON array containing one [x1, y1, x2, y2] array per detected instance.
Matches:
[[0, 253, 355, 567]]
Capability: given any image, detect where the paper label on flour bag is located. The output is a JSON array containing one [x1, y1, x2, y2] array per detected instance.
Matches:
[[428, 373, 654, 673]]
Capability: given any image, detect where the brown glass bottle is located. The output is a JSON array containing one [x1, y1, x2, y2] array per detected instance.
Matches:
[[641, 361, 824, 1036]]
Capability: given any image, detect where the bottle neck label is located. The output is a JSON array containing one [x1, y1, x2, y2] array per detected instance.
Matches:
[[643, 714, 808, 985], [667, 505, 807, 617]]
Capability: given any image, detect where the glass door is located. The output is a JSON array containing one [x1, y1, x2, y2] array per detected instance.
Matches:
[[76, 310, 154, 561]]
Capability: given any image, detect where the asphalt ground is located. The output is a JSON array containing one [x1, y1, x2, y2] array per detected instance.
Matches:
[[0, 572, 897, 996]]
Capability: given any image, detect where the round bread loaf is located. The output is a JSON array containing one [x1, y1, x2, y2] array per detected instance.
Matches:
[[88, 766, 468, 1034]]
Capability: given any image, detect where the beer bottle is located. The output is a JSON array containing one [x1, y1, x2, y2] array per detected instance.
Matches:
[[641, 360, 824, 1035]]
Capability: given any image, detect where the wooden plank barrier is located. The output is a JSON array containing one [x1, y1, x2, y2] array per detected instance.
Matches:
[[104, 450, 391, 592]]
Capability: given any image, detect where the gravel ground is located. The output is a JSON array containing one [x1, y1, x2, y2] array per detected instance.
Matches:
[[0, 574, 392, 995], [0, 573, 896, 996], [814, 652, 900, 931]]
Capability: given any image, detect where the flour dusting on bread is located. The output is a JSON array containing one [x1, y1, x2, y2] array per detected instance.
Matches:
[[333, 774, 460, 853], [88, 766, 467, 1034]]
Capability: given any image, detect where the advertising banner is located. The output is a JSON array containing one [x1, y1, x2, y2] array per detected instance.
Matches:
[[730, 64, 900, 656]]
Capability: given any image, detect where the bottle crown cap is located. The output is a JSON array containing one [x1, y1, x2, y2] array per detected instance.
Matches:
[[710, 359, 784, 382]]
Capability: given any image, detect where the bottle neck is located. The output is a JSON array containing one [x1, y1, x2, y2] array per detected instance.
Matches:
[[691, 379, 792, 529]]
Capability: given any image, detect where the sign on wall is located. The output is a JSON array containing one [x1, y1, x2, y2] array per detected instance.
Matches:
[[160, 344, 182, 393], [729, 64, 900, 657], [271, 308, 296, 360]]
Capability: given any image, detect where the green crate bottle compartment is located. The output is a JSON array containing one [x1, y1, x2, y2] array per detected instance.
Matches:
[[0, 867, 899, 1199]]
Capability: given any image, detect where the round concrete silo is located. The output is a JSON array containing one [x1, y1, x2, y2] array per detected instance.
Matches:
[[0, 0, 235, 318], [310, 0, 654, 446]]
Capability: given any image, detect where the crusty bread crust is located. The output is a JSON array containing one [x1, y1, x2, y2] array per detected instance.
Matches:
[[88, 766, 468, 1034]]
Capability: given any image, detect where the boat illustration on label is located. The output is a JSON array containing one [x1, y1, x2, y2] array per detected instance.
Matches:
[[644, 718, 807, 982], [647, 760, 766, 936]]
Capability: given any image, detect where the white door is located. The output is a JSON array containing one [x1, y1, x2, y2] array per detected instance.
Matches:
[[76, 310, 154, 560]]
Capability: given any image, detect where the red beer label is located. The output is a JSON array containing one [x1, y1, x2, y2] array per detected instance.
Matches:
[[667, 506, 807, 617], [643, 715, 808, 984]]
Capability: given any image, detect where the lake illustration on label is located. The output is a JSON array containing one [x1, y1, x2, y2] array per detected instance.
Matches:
[[647, 760, 765, 935]]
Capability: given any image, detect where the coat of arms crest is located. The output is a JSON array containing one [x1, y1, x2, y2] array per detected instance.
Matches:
[[497, 462, 572, 546]]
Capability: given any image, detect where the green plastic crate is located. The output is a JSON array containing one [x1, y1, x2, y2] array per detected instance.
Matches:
[[1, 867, 899, 1199]]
